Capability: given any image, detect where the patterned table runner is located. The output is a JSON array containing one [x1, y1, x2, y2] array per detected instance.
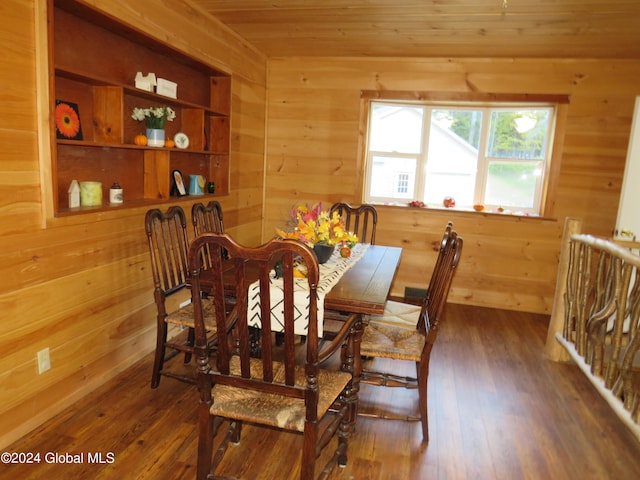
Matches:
[[247, 243, 369, 336]]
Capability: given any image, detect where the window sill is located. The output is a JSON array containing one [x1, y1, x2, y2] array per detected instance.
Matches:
[[372, 202, 557, 221]]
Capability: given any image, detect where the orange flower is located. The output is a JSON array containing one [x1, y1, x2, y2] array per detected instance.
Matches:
[[276, 203, 358, 247], [55, 103, 81, 138]]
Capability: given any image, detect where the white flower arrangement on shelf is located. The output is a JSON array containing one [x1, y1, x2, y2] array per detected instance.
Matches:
[[131, 106, 176, 129]]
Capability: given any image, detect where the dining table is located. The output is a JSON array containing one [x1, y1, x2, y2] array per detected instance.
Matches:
[[324, 245, 403, 316], [194, 242, 403, 430], [319, 244, 402, 429]]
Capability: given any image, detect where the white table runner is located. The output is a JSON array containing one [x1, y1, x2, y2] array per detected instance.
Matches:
[[247, 243, 369, 337]]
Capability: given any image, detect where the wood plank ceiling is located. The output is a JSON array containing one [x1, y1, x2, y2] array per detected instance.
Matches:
[[191, 0, 640, 59]]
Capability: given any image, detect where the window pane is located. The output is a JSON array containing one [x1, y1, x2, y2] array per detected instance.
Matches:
[[424, 110, 480, 206], [369, 155, 416, 199], [485, 162, 542, 208], [487, 109, 550, 159], [434, 109, 482, 148], [370, 104, 423, 154], [424, 173, 476, 206]]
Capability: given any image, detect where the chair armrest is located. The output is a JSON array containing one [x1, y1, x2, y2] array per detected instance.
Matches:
[[318, 312, 360, 364]]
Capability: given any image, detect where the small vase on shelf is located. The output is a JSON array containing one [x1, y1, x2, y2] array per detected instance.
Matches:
[[146, 128, 165, 147], [313, 243, 335, 264]]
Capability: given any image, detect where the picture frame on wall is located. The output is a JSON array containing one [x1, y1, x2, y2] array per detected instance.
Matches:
[[55, 100, 83, 140], [171, 169, 187, 197]]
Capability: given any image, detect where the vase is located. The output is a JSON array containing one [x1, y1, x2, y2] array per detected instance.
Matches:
[[313, 243, 335, 264], [146, 128, 165, 147], [189, 175, 206, 195]]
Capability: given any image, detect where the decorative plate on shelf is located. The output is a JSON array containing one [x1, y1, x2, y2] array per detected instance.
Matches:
[[174, 132, 189, 149]]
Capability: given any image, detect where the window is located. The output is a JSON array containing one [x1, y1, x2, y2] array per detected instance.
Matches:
[[363, 94, 563, 215], [396, 172, 409, 194]]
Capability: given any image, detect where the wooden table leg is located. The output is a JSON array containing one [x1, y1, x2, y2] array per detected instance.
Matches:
[[340, 314, 364, 433]]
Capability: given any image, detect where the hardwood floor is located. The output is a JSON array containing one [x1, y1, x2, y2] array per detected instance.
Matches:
[[5, 304, 640, 479]]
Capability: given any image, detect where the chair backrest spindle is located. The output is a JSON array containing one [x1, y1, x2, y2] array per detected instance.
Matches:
[[192, 201, 227, 268], [416, 223, 462, 334], [192, 201, 225, 236], [330, 202, 378, 245], [427, 233, 462, 333], [145, 206, 190, 297]]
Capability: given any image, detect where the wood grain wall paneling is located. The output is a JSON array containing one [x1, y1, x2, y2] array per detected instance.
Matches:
[[263, 57, 639, 314], [3, 0, 639, 453], [0, 0, 266, 449]]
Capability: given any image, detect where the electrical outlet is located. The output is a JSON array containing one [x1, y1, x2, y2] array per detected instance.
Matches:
[[37, 348, 51, 374]]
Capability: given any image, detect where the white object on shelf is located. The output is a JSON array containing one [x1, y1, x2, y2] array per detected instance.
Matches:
[[68, 179, 80, 208], [174, 132, 189, 149], [109, 182, 123, 205], [134, 72, 156, 92], [156, 78, 177, 99]]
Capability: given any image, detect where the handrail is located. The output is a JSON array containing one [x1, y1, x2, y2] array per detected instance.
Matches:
[[573, 234, 640, 267], [555, 233, 640, 441]]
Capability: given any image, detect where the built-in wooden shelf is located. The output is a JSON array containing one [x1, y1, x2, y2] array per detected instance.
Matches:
[[49, 0, 231, 216]]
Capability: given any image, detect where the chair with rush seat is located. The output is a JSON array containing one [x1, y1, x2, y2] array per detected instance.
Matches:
[[144, 206, 219, 388], [329, 203, 378, 245], [192, 200, 229, 269], [191, 200, 225, 237], [188, 233, 360, 480], [192, 200, 262, 352], [358, 222, 463, 443]]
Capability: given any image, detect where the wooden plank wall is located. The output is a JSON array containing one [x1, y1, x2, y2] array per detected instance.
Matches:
[[3, 0, 640, 452], [0, 0, 266, 449], [263, 57, 640, 314]]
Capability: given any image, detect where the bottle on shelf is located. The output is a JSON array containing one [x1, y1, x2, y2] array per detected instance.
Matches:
[[109, 182, 123, 205]]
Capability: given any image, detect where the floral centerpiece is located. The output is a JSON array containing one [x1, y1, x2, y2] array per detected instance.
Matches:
[[276, 203, 358, 246], [132, 106, 176, 147], [276, 203, 358, 264], [131, 106, 176, 129]]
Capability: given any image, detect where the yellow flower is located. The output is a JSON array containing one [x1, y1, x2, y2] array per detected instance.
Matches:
[[275, 202, 358, 247]]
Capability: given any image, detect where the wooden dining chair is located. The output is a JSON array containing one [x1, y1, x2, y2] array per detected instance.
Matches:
[[330, 202, 378, 245], [358, 222, 463, 443], [191, 200, 229, 270], [191, 200, 225, 236], [188, 233, 360, 480], [144, 206, 220, 388]]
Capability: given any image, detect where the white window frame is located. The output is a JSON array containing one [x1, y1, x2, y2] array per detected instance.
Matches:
[[360, 91, 569, 217]]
